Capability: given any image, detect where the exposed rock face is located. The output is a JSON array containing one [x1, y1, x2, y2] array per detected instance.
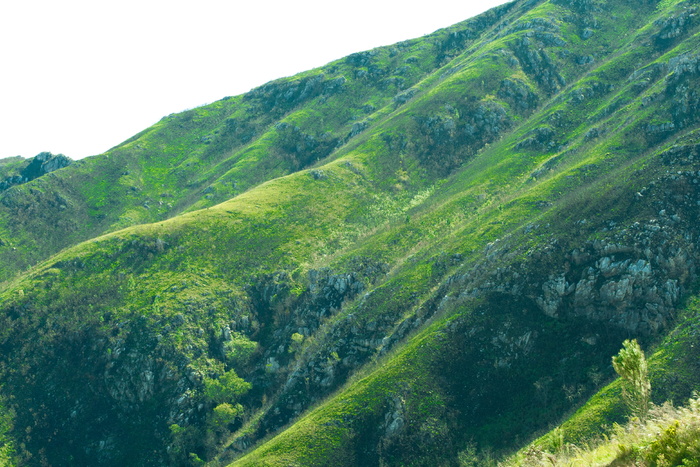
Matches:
[[534, 233, 686, 335], [654, 7, 698, 48], [0, 152, 72, 191], [498, 78, 540, 112], [413, 101, 510, 174], [273, 123, 339, 170], [241, 268, 369, 433], [516, 125, 557, 150], [0, 316, 200, 466], [512, 38, 567, 93], [28, 152, 72, 176], [429, 144, 700, 340], [244, 73, 347, 114]]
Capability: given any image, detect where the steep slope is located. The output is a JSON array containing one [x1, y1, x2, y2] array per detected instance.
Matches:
[[1, 0, 700, 465], [0, 1, 512, 282], [225, 0, 700, 463], [503, 293, 700, 466]]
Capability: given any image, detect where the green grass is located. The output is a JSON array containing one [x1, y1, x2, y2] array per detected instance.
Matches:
[[1, 0, 700, 465], [505, 396, 700, 467]]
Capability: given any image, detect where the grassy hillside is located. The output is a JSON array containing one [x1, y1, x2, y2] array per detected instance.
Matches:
[[504, 395, 700, 466], [504, 297, 700, 466], [1, 0, 700, 465], [0, 0, 512, 282]]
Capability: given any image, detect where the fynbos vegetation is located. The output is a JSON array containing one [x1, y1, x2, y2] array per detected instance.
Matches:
[[2, 0, 700, 465]]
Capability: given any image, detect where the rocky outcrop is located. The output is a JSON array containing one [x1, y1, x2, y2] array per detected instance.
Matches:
[[516, 126, 557, 150], [273, 123, 340, 170], [511, 38, 567, 93], [433, 2, 516, 64], [413, 101, 510, 174], [654, 6, 698, 49], [498, 78, 540, 112], [0, 152, 71, 192], [449, 145, 700, 339], [666, 53, 700, 129], [244, 73, 347, 114]]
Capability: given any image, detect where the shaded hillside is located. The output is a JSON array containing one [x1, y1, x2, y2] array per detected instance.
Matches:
[[1, 0, 700, 466], [503, 293, 700, 466]]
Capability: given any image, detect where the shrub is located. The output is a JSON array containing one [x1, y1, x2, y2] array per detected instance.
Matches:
[[203, 369, 251, 405]]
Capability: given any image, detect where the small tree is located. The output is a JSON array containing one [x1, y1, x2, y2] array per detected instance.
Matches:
[[612, 339, 651, 421], [211, 403, 242, 429]]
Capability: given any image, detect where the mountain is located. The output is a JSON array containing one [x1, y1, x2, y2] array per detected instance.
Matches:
[[2, 0, 700, 465]]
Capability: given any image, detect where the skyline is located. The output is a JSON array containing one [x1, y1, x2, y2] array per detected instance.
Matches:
[[0, 0, 511, 160]]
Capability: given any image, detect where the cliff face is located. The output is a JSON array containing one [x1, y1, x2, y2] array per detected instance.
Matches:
[[0, 152, 72, 192], [2, 0, 700, 465]]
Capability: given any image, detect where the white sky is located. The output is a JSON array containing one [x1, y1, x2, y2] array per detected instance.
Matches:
[[0, 0, 511, 160]]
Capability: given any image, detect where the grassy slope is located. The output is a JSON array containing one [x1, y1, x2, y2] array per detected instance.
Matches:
[[504, 298, 700, 466], [504, 396, 700, 466], [0, 5, 507, 282], [229, 0, 700, 464], [1, 0, 700, 465]]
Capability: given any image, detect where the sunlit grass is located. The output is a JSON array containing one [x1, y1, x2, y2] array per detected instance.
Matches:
[[504, 396, 700, 467]]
